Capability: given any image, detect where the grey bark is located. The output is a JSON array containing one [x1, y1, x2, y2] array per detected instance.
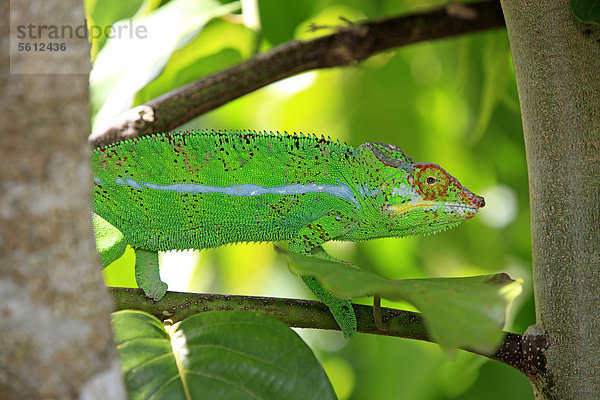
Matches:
[[500, 0, 600, 397], [0, 1, 125, 398]]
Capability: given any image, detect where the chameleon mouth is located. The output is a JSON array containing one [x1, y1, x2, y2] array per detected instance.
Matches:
[[388, 200, 481, 218]]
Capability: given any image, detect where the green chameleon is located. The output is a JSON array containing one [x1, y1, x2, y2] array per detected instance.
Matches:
[[92, 130, 484, 337]]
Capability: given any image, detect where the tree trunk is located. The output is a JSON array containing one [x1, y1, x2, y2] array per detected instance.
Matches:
[[500, 0, 600, 397], [0, 1, 125, 398]]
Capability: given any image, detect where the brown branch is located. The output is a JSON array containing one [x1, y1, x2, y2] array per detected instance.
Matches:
[[89, 1, 505, 148], [110, 287, 545, 378]]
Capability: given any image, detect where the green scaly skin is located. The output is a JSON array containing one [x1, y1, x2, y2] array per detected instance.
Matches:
[[92, 130, 485, 338]]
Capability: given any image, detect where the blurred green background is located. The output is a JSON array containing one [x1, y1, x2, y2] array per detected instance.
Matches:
[[87, 0, 535, 398]]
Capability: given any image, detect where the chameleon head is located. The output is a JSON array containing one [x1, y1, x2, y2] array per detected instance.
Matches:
[[387, 162, 485, 236]]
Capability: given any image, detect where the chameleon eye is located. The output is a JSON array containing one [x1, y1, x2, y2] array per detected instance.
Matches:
[[415, 164, 450, 200]]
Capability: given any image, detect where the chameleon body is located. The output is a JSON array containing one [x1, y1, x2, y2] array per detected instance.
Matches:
[[92, 130, 485, 337]]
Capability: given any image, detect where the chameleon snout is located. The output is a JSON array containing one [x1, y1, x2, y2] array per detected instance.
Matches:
[[469, 192, 485, 208], [458, 186, 485, 209]]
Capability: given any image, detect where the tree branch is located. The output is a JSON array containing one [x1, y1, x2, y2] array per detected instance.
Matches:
[[89, 1, 505, 148], [110, 287, 544, 377]]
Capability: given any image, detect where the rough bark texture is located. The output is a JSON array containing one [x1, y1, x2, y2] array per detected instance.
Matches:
[[0, 1, 125, 398], [500, 0, 600, 397]]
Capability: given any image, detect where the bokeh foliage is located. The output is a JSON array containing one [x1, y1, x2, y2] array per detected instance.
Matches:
[[90, 0, 535, 398]]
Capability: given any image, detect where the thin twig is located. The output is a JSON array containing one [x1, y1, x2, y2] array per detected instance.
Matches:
[[89, 1, 505, 148], [110, 287, 544, 378]]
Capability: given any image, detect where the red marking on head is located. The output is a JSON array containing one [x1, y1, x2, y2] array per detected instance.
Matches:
[[414, 163, 485, 209]]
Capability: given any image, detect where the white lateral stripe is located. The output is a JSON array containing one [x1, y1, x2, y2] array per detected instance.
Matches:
[[111, 177, 360, 208]]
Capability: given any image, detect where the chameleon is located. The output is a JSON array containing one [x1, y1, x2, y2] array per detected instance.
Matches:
[[92, 130, 485, 338]]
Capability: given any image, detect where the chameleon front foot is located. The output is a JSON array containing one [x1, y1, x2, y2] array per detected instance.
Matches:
[[138, 279, 168, 301], [302, 275, 357, 338], [134, 249, 168, 301]]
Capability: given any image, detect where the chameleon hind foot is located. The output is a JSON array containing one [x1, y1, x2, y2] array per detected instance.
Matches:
[[373, 295, 389, 331]]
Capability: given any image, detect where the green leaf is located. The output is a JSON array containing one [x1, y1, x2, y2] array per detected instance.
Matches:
[[281, 250, 522, 354], [90, 0, 240, 130], [112, 310, 336, 400], [258, 0, 319, 46], [570, 0, 600, 24]]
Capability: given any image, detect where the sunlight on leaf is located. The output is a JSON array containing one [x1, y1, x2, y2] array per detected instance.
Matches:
[[85, 0, 144, 61]]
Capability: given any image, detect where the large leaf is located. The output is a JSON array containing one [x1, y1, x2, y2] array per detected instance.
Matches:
[[281, 250, 521, 354], [90, 0, 240, 130], [112, 310, 335, 400], [570, 0, 600, 24]]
